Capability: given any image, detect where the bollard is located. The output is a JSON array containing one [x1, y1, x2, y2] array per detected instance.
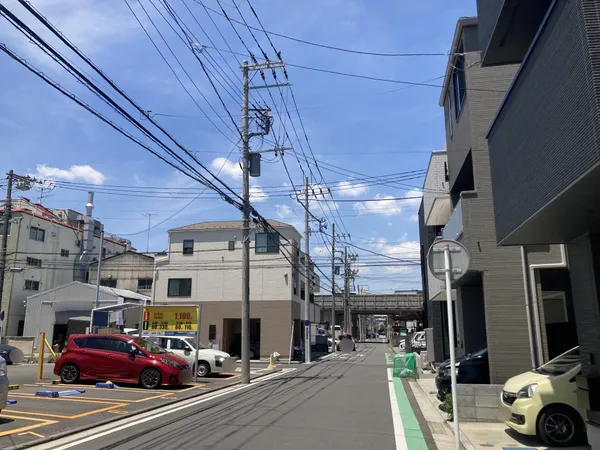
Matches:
[[37, 332, 45, 380], [267, 353, 276, 370]]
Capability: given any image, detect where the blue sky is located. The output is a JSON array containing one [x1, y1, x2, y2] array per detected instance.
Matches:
[[0, 0, 476, 294]]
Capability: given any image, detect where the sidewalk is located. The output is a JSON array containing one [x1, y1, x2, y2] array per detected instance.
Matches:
[[408, 375, 590, 450]]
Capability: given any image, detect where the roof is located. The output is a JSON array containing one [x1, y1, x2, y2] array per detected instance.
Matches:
[[439, 16, 478, 106], [169, 219, 296, 233], [89, 250, 154, 266], [26, 281, 150, 301]]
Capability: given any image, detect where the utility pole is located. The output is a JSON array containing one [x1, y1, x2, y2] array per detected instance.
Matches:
[[344, 246, 349, 333], [241, 60, 251, 384], [330, 223, 335, 352], [0, 170, 14, 337], [304, 176, 311, 363], [142, 213, 158, 253], [240, 59, 289, 383]]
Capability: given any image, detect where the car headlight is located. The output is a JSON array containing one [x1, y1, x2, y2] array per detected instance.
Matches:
[[517, 383, 538, 398], [0, 361, 6, 377], [160, 358, 180, 368], [214, 355, 225, 362]]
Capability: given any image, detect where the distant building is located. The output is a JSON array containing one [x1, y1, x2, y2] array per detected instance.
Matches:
[[88, 251, 155, 297], [152, 220, 319, 358], [0, 195, 130, 336]]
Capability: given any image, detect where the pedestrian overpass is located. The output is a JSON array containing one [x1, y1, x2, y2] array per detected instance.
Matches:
[[315, 292, 423, 322]]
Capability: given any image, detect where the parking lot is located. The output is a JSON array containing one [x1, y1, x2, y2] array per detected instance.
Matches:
[[0, 366, 273, 449]]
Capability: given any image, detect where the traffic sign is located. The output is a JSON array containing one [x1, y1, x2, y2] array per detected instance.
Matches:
[[427, 239, 470, 282], [304, 320, 310, 327]]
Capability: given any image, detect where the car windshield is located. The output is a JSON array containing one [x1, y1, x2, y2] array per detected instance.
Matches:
[[535, 347, 580, 376], [183, 338, 209, 350], [132, 338, 168, 354]]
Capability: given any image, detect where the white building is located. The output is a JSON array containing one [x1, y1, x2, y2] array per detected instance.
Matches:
[[153, 220, 319, 358], [1, 197, 129, 336]]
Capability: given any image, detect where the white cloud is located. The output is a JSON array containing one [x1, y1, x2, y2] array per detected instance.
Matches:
[[409, 214, 419, 223], [312, 246, 330, 257], [32, 164, 106, 184], [353, 194, 401, 216], [373, 238, 421, 275], [403, 188, 423, 207], [211, 157, 241, 179], [249, 185, 268, 202], [276, 204, 293, 218], [337, 180, 368, 198]]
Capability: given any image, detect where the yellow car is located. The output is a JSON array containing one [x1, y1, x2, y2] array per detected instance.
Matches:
[[499, 347, 586, 447]]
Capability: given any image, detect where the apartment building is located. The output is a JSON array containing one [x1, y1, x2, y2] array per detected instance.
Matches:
[[152, 220, 319, 358], [0, 197, 129, 336], [88, 251, 155, 297], [476, 0, 600, 444], [434, 17, 573, 383]]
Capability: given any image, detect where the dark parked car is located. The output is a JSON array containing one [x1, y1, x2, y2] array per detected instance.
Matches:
[[54, 334, 192, 389], [336, 334, 356, 352], [436, 348, 490, 401]]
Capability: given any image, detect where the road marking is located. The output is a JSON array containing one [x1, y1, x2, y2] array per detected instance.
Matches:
[[108, 410, 128, 415], [388, 369, 429, 449], [387, 369, 408, 450], [0, 414, 58, 437], [19, 431, 45, 438], [33, 369, 295, 450]]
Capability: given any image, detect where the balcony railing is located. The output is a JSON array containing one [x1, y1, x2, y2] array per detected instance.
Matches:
[[442, 199, 463, 241]]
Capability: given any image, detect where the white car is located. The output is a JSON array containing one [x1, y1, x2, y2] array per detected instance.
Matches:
[[149, 336, 235, 378], [0, 356, 8, 412]]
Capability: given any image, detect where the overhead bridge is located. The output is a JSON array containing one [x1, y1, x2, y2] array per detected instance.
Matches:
[[315, 292, 423, 319]]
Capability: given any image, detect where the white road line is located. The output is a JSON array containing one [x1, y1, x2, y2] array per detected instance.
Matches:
[[33, 368, 295, 450], [387, 368, 408, 450]]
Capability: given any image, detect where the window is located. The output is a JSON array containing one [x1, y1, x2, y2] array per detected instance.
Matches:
[[0, 221, 10, 236], [228, 240, 235, 251], [452, 41, 466, 120], [209, 324, 217, 341], [29, 226, 45, 242], [169, 339, 190, 351], [255, 232, 279, 254], [102, 247, 107, 257], [24, 280, 39, 291], [137, 278, 153, 290], [109, 338, 130, 354], [60, 249, 70, 257], [168, 278, 192, 297], [183, 239, 194, 255], [100, 278, 117, 288], [445, 91, 453, 137], [84, 337, 111, 350], [26, 257, 42, 267], [73, 337, 87, 348]]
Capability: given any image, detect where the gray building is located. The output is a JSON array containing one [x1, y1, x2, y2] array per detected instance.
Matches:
[[435, 17, 573, 383], [476, 0, 600, 445], [88, 251, 155, 297]]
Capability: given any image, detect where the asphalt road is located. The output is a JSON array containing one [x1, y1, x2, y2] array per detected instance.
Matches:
[[33, 343, 397, 450]]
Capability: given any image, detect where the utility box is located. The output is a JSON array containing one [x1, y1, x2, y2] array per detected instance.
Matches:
[[249, 152, 261, 177], [425, 327, 436, 363]]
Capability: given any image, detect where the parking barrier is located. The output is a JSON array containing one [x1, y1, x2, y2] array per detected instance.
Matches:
[[7, 399, 17, 405], [96, 382, 118, 389], [35, 391, 60, 398], [8, 384, 19, 391]]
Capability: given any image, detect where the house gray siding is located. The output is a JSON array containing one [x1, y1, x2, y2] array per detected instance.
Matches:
[[488, 0, 600, 245], [476, 0, 504, 60]]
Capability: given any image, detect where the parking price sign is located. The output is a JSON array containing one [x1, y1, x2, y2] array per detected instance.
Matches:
[[142, 306, 199, 336]]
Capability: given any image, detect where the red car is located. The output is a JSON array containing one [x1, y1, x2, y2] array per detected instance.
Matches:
[[54, 334, 192, 389]]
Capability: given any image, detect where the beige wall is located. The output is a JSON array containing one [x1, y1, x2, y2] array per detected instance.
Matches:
[[89, 252, 154, 295]]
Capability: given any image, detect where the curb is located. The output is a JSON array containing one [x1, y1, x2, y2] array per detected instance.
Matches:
[[6, 369, 281, 450], [410, 376, 476, 450]]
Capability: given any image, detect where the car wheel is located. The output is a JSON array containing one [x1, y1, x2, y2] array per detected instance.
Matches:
[[195, 362, 210, 378], [538, 405, 585, 447], [140, 368, 162, 389], [60, 363, 80, 384]]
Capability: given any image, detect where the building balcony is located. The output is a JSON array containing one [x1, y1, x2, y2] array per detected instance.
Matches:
[[477, 0, 552, 67], [442, 199, 463, 241], [423, 151, 451, 227], [487, 0, 600, 245]]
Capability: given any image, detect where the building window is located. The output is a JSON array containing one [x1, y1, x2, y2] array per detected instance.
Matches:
[[61, 249, 70, 257], [255, 232, 279, 254], [183, 240, 194, 255], [445, 91, 453, 137], [100, 278, 117, 288], [24, 280, 40, 291], [228, 240, 235, 251], [208, 324, 216, 341], [102, 247, 107, 257], [29, 226, 45, 242], [168, 278, 192, 297], [452, 41, 466, 120], [0, 221, 10, 236], [137, 278, 153, 290], [26, 257, 42, 267]]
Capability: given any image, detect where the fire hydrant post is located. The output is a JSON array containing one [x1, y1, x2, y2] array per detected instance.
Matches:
[[38, 332, 45, 380]]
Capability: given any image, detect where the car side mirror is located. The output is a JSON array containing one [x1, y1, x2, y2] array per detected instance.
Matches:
[[129, 347, 137, 356], [184, 349, 191, 356]]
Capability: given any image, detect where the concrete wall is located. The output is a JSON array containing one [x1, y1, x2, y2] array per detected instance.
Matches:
[[89, 252, 154, 295], [456, 384, 504, 422], [2, 212, 126, 336]]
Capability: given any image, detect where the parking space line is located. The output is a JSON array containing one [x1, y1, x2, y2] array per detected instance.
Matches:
[[10, 391, 176, 404], [9, 401, 129, 420], [0, 414, 58, 437], [25, 383, 207, 393], [20, 431, 45, 438]]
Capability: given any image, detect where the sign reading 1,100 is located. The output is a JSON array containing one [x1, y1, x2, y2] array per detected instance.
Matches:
[[175, 312, 192, 320]]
